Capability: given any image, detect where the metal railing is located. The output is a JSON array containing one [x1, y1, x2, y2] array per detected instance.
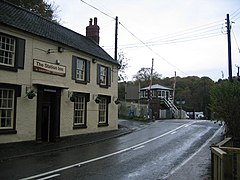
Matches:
[[163, 98, 178, 118], [211, 137, 240, 180]]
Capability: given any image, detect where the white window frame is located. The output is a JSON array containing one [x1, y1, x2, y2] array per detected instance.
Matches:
[[99, 98, 107, 124], [100, 66, 107, 86], [0, 34, 15, 67], [76, 58, 85, 81], [73, 96, 85, 126], [0, 88, 14, 129]]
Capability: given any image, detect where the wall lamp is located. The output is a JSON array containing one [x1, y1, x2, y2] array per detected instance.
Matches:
[[58, 47, 64, 53], [113, 97, 120, 104], [26, 87, 37, 99], [92, 58, 97, 63], [68, 91, 75, 102], [47, 47, 64, 54], [93, 94, 101, 103]]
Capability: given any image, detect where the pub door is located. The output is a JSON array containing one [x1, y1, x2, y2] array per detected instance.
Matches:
[[36, 85, 61, 142]]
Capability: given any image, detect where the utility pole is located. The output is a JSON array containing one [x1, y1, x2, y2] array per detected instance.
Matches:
[[226, 14, 233, 82], [150, 58, 154, 90], [173, 71, 176, 102], [147, 58, 154, 120], [114, 16, 118, 61]]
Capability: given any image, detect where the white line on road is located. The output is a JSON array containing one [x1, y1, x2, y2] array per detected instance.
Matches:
[[171, 131, 177, 135], [161, 124, 224, 180], [38, 174, 60, 180], [133, 145, 145, 151], [19, 121, 196, 180]]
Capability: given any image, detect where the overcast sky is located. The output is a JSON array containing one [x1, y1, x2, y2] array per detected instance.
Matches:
[[51, 0, 240, 81]]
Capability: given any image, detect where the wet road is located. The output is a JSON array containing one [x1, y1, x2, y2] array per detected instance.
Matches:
[[0, 120, 223, 180]]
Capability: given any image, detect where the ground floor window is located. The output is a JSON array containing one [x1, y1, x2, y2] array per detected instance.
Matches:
[[98, 95, 111, 126], [99, 98, 107, 124], [0, 83, 21, 134], [0, 88, 14, 129], [73, 92, 89, 129]]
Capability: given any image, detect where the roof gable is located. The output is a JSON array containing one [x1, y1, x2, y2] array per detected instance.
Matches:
[[141, 84, 173, 91], [0, 1, 117, 64]]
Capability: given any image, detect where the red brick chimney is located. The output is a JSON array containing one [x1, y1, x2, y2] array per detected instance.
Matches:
[[86, 17, 100, 44]]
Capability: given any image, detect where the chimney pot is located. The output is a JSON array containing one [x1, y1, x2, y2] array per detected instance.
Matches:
[[94, 17, 97, 25], [89, 18, 92, 26]]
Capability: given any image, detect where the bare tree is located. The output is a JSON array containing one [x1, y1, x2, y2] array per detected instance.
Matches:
[[117, 51, 129, 82], [133, 67, 162, 82]]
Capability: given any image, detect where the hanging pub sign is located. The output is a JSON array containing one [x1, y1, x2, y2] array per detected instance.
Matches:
[[33, 59, 66, 77]]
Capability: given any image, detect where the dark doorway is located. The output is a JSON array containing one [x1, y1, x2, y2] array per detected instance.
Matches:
[[41, 105, 50, 141], [36, 85, 61, 142]]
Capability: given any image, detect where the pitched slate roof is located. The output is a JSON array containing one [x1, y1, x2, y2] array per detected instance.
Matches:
[[141, 84, 173, 91], [0, 0, 117, 64]]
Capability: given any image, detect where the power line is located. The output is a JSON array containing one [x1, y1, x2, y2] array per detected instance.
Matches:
[[79, 0, 115, 19], [231, 7, 240, 20], [119, 22, 188, 75], [115, 33, 223, 50], [104, 23, 224, 49], [232, 28, 240, 53]]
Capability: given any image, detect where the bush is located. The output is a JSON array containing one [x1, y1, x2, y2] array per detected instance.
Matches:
[[210, 80, 240, 139]]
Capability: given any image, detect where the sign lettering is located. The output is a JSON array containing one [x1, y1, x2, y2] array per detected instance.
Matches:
[[33, 59, 66, 77]]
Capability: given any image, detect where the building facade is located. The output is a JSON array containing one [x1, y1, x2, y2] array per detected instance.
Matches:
[[0, 1, 119, 143]]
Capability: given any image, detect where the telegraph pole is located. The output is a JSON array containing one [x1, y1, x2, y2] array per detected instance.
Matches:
[[226, 14, 233, 82], [150, 58, 154, 90], [147, 58, 154, 120], [173, 71, 176, 102], [114, 16, 118, 61]]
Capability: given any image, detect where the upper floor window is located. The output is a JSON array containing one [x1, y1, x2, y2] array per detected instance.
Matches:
[[72, 56, 90, 84], [97, 64, 111, 88], [0, 33, 25, 71], [0, 35, 15, 67], [100, 66, 107, 85], [76, 59, 85, 81]]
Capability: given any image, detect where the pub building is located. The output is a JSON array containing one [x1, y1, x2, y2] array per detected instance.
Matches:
[[0, 1, 119, 143]]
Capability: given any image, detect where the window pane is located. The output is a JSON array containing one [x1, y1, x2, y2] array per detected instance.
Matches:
[[0, 34, 15, 67], [76, 59, 85, 81], [73, 95, 86, 126], [99, 98, 107, 123], [100, 66, 107, 85], [0, 88, 14, 129]]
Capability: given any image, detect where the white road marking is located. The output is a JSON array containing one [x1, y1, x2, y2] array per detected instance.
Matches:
[[20, 121, 196, 180], [133, 145, 145, 151], [171, 131, 177, 135], [38, 174, 60, 180], [161, 124, 224, 179]]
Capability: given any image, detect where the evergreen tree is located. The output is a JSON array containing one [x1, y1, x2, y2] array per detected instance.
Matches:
[[6, 0, 58, 22]]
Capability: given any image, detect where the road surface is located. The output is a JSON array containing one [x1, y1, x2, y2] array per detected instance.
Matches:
[[0, 119, 223, 180]]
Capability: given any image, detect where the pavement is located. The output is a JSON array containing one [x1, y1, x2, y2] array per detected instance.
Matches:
[[0, 119, 150, 162]]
